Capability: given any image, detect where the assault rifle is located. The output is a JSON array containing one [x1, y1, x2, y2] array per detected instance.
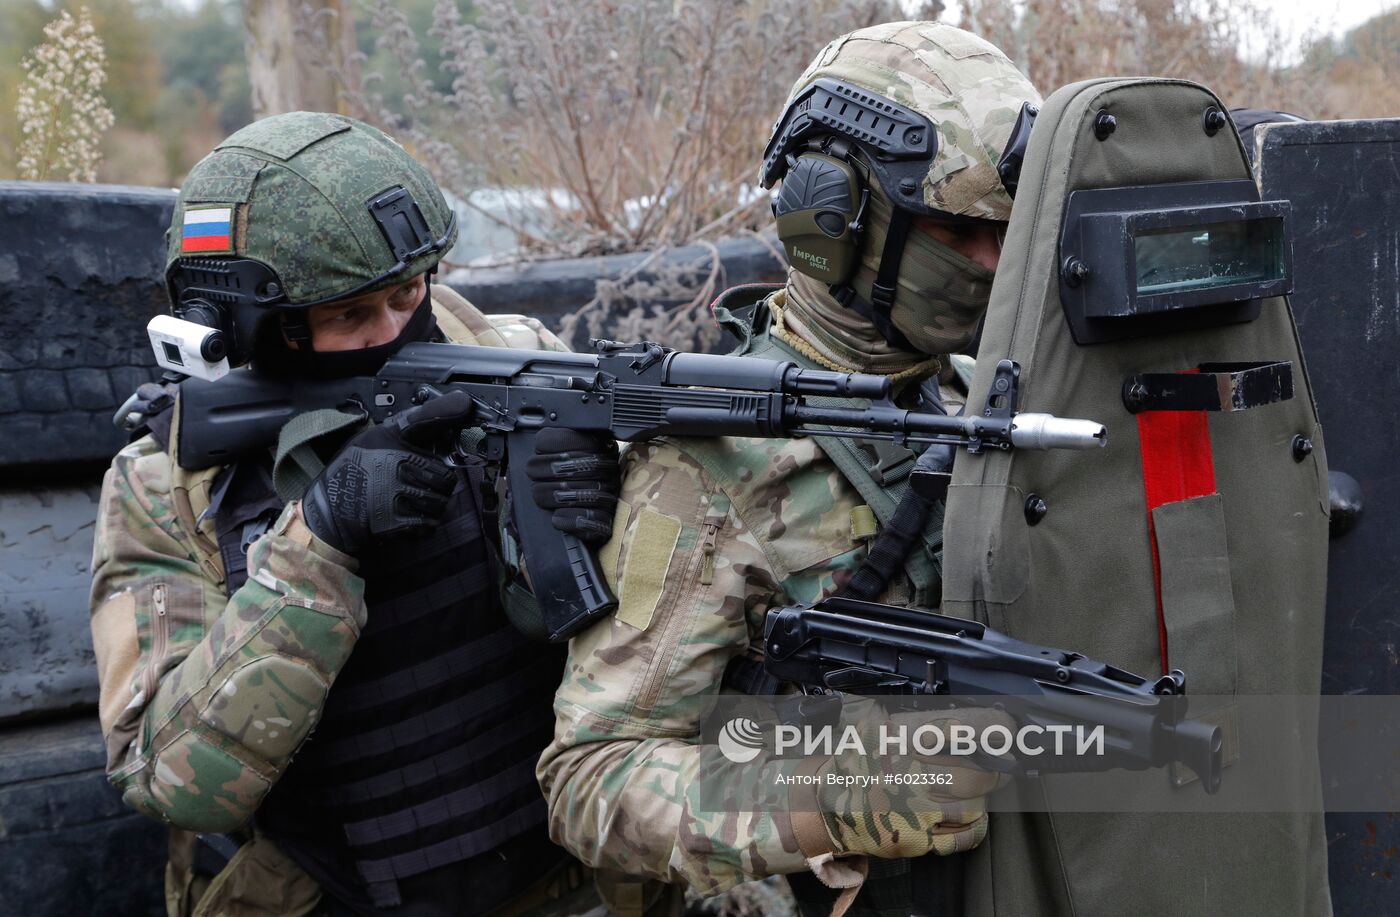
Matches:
[[173, 339, 1106, 642], [763, 597, 1223, 792]]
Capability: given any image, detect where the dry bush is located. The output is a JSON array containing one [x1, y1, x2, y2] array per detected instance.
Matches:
[[295, 0, 933, 348], [1311, 11, 1400, 119], [15, 7, 116, 182], [556, 241, 732, 352], [292, 0, 1393, 348], [1321, 55, 1400, 120], [307, 0, 924, 258], [96, 126, 169, 186], [960, 0, 1387, 118]]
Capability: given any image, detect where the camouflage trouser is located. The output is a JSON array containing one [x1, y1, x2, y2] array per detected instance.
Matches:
[[165, 828, 320, 917], [164, 828, 684, 917], [486, 857, 603, 917]]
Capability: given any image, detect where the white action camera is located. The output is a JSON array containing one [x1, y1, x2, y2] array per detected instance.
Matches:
[[148, 314, 230, 382]]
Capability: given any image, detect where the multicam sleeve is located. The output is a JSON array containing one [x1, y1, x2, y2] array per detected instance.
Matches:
[[536, 440, 811, 895], [89, 437, 366, 833], [485, 313, 572, 353]]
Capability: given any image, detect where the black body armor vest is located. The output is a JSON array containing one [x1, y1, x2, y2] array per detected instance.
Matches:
[[209, 456, 565, 912]]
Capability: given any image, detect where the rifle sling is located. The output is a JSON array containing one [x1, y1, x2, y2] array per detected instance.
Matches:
[[272, 407, 369, 504], [842, 486, 936, 602], [735, 300, 944, 606]]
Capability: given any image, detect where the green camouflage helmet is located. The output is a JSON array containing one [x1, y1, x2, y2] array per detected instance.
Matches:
[[164, 111, 457, 365], [765, 21, 1042, 222]]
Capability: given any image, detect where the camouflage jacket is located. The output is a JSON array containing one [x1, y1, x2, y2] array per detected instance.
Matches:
[[89, 288, 566, 833], [537, 292, 968, 895]]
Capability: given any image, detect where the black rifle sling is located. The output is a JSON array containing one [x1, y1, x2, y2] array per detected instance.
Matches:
[[840, 375, 954, 602], [841, 482, 936, 601]]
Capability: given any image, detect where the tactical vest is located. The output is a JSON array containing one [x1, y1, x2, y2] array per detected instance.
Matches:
[[708, 284, 971, 917], [203, 447, 564, 911], [123, 292, 572, 911], [710, 284, 965, 610]]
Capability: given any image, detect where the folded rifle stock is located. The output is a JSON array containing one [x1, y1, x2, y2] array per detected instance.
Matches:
[[763, 597, 1223, 792]]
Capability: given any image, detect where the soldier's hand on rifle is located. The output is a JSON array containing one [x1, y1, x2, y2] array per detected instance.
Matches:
[[792, 707, 1013, 860], [524, 429, 621, 544], [301, 392, 477, 556]]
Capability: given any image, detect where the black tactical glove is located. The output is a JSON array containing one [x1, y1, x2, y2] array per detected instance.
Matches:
[[524, 429, 622, 545], [301, 392, 476, 556]]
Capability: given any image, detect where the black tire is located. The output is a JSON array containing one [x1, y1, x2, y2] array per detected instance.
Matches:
[[0, 483, 105, 722], [0, 182, 173, 477], [0, 716, 165, 916]]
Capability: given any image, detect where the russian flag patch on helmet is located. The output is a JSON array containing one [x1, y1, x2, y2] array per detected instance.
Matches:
[[181, 206, 234, 254]]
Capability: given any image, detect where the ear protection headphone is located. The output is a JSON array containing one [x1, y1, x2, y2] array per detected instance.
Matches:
[[771, 139, 869, 289], [762, 78, 1036, 349], [762, 79, 939, 349]]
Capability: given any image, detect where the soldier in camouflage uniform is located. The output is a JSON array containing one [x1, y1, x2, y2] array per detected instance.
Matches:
[[89, 113, 619, 916], [537, 22, 1040, 914]]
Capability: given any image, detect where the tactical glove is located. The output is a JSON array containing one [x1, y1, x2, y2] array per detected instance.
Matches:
[[791, 707, 1011, 861], [524, 428, 622, 545], [301, 392, 476, 556]]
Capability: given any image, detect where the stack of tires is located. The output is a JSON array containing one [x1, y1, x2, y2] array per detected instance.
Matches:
[[0, 182, 174, 916]]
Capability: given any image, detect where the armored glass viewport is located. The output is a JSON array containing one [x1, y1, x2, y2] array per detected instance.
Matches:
[[1134, 217, 1286, 296], [1059, 179, 1293, 344]]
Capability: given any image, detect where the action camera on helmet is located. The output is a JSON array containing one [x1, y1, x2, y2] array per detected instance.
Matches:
[[147, 314, 230, 382]]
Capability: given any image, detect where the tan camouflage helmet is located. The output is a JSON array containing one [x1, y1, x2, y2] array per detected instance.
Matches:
[[763, 21, 1042, 222]]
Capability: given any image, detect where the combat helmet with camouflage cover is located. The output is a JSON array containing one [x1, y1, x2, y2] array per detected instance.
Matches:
[[163, 111, 457, 369], [763, 22, 1041, 357]]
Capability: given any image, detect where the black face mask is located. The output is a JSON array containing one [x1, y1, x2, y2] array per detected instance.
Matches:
[[252, 280, 439, 380]]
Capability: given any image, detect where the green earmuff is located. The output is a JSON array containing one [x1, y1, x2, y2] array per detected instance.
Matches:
[[773, 151, 868, 286]]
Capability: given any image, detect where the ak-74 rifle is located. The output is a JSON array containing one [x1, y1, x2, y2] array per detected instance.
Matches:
[[172, 339, 1106, 642]]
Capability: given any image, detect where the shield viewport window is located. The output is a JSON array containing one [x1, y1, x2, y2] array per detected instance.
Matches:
[[1134, 217, 1286, 297]]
